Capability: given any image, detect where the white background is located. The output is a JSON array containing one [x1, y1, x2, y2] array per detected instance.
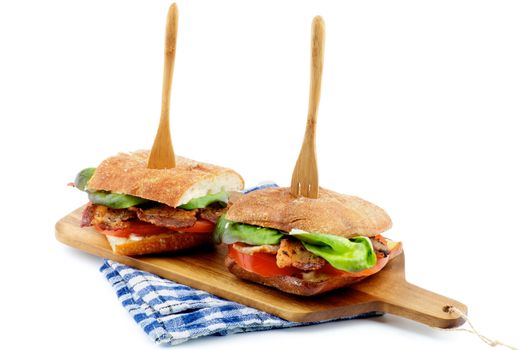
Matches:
[[0, 0, 526, 349]]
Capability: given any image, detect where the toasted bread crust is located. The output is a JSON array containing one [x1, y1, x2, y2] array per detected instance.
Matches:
[[226, 256, 365, 296], [109, 232, 212, 256], [226, 187, 391, 238], [87, 150, 244, 207]]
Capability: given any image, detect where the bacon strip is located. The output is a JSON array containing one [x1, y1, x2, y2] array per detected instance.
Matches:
[[135, 206, 197, 229], [198, 206, 227, 224], [92, 205, 136, 230], [81, 203, 95, 227], [81, 203, 136, 230], [81, 202, 226, 232], [370, 236, 390, 257], [234, 244, 280, 255]]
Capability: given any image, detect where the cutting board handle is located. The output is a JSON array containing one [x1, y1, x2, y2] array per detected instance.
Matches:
[[379, 281, 467, 328], [352, 254, 467, 329]]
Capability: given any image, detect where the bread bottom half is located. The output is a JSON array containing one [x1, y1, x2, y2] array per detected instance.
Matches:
[[106, 232, 212, 256]]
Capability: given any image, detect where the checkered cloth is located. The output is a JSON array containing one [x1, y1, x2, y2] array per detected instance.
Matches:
[[99, 183, 382, 346]]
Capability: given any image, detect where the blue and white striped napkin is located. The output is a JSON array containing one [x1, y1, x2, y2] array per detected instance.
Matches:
[[100, 260, 381, 346], [99, 183, 382, 346]]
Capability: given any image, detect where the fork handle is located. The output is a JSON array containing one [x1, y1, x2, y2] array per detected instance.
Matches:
[[160, 3, 178, 119], [147, 3, 178, 169], [290, 17, 325, 198], [305, 16, 325, 145]]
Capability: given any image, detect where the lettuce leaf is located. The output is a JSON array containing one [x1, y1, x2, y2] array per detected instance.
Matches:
[[178, 192, 229, 210], [213, 215, 284, 245], [74, 167, 150, 209], [74, 167, 96, 191], [87, 191, 150, 209], [294, 232, 377, 272]]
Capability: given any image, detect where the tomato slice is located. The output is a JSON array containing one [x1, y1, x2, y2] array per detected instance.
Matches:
[[175, 219, 215, 233], [94, 221, 169, 237], [94, 219, 215, 238], [228, 244, 301, 277]]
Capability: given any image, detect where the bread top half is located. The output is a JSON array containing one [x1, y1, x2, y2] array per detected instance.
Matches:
[[87, 150, 244, 208], [226, 187, 392, 238]]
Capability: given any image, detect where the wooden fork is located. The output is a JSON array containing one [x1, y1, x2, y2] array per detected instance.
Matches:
[[147, 3, 178, 169], [290, 16, 325, 198]]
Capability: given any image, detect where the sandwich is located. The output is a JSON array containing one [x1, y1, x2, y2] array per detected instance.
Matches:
[[73, 150, 244, 256], [214, 187, 402, 296]]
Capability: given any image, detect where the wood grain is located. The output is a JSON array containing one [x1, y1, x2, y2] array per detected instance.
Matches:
[[291, 16, 325, 199], [56, 207, 467, 328], [148, 3, 178, 169]]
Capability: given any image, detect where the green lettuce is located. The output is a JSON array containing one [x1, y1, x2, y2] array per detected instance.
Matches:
[[178, 192, 229, 210], [73, 167, 150, 209], [87, 191, 150, 209], [213, 215, 284, 245], [294, 232, 376, 272], [74, 167, 96, 191]]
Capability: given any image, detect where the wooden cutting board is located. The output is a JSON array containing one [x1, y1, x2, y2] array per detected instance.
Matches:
[[55, 207, 467, 328]]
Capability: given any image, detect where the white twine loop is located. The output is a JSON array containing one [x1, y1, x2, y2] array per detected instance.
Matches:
[[441, 305, 519, 350]]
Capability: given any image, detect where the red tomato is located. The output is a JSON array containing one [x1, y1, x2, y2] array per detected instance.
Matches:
[[175, 219, 215, 233], [228, 244, 301, 277], [94, 222, 169, 237], [94, 219, 215, 238]]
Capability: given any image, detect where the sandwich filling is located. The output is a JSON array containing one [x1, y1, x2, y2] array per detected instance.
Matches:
[[74, 168, 229, 240], [214, 215, 402, 281]]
